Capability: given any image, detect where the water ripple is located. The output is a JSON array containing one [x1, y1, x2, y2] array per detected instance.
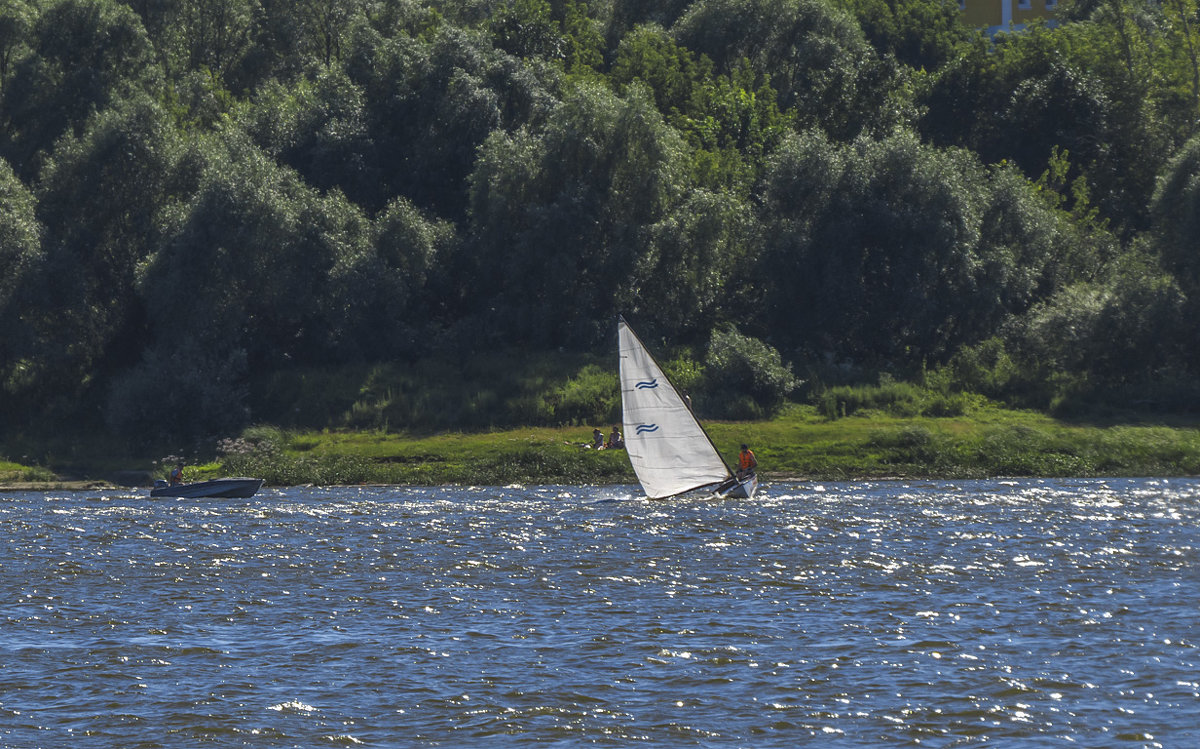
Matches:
[[1, 478, 1198, 745]]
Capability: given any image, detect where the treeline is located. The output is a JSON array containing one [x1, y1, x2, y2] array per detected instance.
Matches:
[[3, 0, 1200, 449]]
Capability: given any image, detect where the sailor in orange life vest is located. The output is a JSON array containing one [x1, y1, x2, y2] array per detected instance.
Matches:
[[737, 444, 757, 480]]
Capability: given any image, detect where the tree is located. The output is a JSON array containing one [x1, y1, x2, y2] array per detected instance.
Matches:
[[975, 161, 1105, 320], [344, 23, 559, 218], [178, 0, 257, 87], [609, 24, 791, 188], [757, 129, 1085, 368], [623, 188, 756, 340], [238, 68, 379, 209], [1074, 8, 1190, 236], [464, 83, 696, 348], [1151, 133, 1200, 292], [843, 0, 976, 73], [0, 156, 38, 320], [230, 0, 371, 87], [0, 156, 41, 425], [0, 0, 35, 98], [7, 96, 187, 424], [1162, 0, 1200, 113], [610, 23, 714, 126], [674, 0, 911, 139], [298, 0, 365, 66], [921, 19, 1175, 236], [605, 0, 695, 50], [0, 0, 160, 179], [338, 195, 457, 358], [996, 62, 1112, 186], [560, 0, 604, 78], [490, 0, 564, 60], [105, 131, 381, 441], [105, 339, 250, 447], [138, 132, 375, 372]]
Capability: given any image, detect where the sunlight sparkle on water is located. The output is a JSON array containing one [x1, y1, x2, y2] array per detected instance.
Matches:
[[0, 478, 1198, 746]]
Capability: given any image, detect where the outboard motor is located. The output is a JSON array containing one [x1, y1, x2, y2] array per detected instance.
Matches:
[[153, 479, 169, 490]]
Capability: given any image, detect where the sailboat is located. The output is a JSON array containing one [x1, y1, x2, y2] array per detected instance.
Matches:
[[618, 317, 758, 499]]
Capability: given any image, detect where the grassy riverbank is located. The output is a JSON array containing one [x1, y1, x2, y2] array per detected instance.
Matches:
[[6, 402, 1200, 489]]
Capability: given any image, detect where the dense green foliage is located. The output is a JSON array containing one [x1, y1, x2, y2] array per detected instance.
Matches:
[[3, 0, 1200, 452]]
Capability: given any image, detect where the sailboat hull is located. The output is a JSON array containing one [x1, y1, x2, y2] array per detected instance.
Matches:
[[717, 474, 758, 499]]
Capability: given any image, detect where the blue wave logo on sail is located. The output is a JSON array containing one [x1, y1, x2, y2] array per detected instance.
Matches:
[[635, 424, 659, 435], [635, 379, 659, 389]]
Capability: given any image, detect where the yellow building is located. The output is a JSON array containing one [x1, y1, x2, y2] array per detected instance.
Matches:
[[960, 0, 1057, 36]]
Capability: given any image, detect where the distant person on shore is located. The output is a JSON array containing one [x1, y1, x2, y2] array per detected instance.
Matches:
[[591, 428, 604, 449], [737, 444, 757, 480], [606, 426, 624, 450]]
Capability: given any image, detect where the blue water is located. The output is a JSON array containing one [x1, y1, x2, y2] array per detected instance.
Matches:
[[1, 479, 1197, 747]]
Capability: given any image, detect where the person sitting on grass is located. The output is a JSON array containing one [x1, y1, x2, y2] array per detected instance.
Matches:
[[606, 426, 624, 450]]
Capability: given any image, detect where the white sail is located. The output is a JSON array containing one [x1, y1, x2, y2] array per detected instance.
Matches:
[[619, 318, 732, 498]]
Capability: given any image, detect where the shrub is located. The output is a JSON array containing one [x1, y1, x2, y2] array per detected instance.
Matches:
[[818, 377, 974, 419], [702, 326, 798, 418], [867, 425, 940, 465], [928, 337, 1021, 398], [662, 351, 704, 397], [545, 364, 620, 426]]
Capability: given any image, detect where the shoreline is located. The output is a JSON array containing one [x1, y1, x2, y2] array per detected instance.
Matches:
[[7, 407, 1200, 490], [0, 481, 116, 492], [4, 472, 1197, 494]]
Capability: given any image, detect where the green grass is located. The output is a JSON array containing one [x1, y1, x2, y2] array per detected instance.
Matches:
[[192, 403, 1200, 486], [6, 391, 1200, 488], [215, 427, 636, 486], [0, 460, 57, 483]]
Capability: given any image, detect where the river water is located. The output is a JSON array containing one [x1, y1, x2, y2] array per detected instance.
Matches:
[[1, 479, 1197, 747]]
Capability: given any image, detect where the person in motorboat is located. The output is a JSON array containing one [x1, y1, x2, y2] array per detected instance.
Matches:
[[737, 444, 757, 480], [169, 464, 185, 485]]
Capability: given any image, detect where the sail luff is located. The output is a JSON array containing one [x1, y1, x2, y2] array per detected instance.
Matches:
[[618, 317, 733, 498]]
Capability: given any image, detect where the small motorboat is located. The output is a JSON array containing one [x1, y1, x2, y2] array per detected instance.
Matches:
[[151, 477, 264, 498]]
